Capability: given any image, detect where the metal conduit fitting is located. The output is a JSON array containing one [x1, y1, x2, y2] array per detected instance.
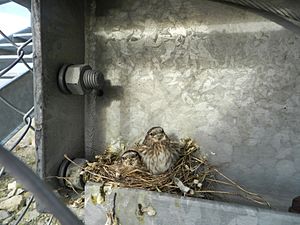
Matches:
[[58, 64, 104, 95], [289, 196, 300, 213], [58, 158, 87, 190]]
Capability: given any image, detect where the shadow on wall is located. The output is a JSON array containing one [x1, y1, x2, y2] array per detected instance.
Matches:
[[85, 79, 124, 160], [86, 0, 300, 211]]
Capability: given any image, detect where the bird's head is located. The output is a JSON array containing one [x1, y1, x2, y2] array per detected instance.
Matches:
[[143, 126, 169, 145]]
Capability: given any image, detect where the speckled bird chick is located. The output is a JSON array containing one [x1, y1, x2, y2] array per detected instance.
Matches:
[[124, 127, 180, 175]]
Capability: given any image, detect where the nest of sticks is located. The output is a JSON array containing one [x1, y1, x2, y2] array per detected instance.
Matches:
[[79, 138, 270, 207]]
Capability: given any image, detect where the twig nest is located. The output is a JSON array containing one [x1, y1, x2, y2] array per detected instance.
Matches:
[[81, 138, 270, 207], [174, 177, 190, 194], [189, 189, 195, 195]]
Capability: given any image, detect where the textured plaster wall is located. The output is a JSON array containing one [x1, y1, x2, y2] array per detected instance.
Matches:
[[85, 0, 300, 210]]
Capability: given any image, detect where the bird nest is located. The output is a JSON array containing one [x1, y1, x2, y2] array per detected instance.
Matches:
[[73, 138, 269, 207]]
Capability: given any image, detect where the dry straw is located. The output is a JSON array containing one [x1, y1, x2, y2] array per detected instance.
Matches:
[[70, 138, 270, 207]]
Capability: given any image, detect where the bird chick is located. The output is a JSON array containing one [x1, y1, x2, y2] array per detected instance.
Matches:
[[124, 127, 180, 175]]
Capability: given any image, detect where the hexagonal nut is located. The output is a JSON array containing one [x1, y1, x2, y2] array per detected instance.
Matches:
[[65, 64, 92, 95]]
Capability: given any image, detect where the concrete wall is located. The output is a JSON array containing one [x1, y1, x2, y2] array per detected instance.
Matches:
[[85, 0, 300, 211]]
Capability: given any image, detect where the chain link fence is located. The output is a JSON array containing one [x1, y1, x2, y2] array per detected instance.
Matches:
[[0, 27, 39, 224], [0, 8, 61, 223], [0, 13, 83, 225], [0, 28, 34, 172], [0, 2, 83, 223]]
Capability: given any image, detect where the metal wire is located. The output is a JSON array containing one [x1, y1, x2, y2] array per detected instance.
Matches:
[[0, 28, 34, 136], [212, 0, 300, 22], [46, 215, 54, 225], [0, 50, 25, 77], [0, 114, 33, 222], [17, 37, 33, 72], [0, 25, 35, 225], [0, 145, 84, 225], [0, 30, 19, 48], [0, 95, 26, 116], [10, 116, 32, 152], [0, 29, 33, 77], [23, 106, 35, 131], [12, 195, 34, 225], [0, 111, 32, 177], [1, 19, 55, 224]]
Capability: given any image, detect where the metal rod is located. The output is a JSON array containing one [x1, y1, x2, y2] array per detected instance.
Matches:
[[0, 30, 19, 48], [13, 195, 34, 225], [0, 145, 84, 225], [46, 215, 54, 225], [0, 30, 33, 75], [17, 38, 33, 72], [0, 116, 32, 177], [0, 51, 25, 77], [0, 95, 26, 116]]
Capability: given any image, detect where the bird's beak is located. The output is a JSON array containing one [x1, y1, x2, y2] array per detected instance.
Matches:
[[157, 133, 164, 140]]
